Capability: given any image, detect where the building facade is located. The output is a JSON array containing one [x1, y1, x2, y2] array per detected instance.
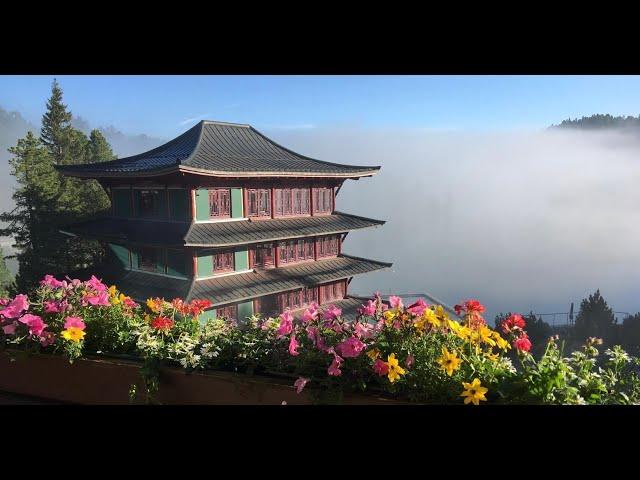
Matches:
[[57, 121, 391, 321]]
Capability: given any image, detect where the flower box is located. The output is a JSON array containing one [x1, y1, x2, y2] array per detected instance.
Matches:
[[0, 351, 401, 405]]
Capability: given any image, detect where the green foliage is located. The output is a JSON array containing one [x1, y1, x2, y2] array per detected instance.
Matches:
[[0, 80, 111, 292], [552, 114, 640, 130], [622, 313, 640, 355], [87, 129, 116, 164], [0, 248, 13, 297], [495, 311, 552, 358], [574, 289, 616, 343]]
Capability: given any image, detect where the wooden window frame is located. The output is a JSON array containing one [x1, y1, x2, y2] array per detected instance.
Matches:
[[249, 243, 275, 269], [138, 189, 160, 218], [246, 188, 272, 218], [274, 188, 311, 217], [209, 188, 231, 219], [213, 250, 235, 273], [216, 304, 238, 320], [278, 238, 315, 265], [312, 187, 333, 215], [317, 235, 340, 259], [138, 246, 162, 272]]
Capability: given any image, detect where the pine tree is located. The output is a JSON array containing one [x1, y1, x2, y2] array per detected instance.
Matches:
[[40, 79, 72, 164], [0, 247, 13, 297], [88, 129, 116, 163], [0, 81, 112, 292], [574, 289, 616, 342]]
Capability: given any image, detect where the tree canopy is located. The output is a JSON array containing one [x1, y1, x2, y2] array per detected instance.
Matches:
[[574, 289, 616, 342], [552, 114, 640, 130], [0, 80, 111, 292]]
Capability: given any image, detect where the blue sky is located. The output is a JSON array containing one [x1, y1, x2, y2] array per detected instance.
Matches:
[[2, 75, 640, 137]]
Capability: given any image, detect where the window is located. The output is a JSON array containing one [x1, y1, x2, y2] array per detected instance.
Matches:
[[213, 251, 235, 273], [275, 188, 310, 217], [251, 243, 275, 268], [138, 190, 162, 217], [317, 235, 339, 258], [320, 281, 345, 303], [254, 295, 278, 316], [278, 238, 315, 264], [313, 188, 333, 214], [138, 247, 161, 272], [247, 189, 271, 217], [209, 189, 231, 218], [277, 287, 318, 311], [216, 304, 237, 320]]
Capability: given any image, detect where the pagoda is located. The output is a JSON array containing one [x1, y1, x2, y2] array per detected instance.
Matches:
[[56, 121, 391, 321]]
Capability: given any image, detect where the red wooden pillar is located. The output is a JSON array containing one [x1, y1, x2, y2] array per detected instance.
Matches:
[[271, 187, 275, 218], [190, 188, 197, 220], [332, 186, 336, 213], [309, 187, 314, 216], [313, 237, 318, 261], [192, 248, 198, 278], [275, 242, 280, 267], [243, 188, 248, 218]]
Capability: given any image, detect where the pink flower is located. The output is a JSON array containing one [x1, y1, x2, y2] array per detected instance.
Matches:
[[86, 275, 108, 293], [358, 299, 377, 317], [276, 311, 294, 337], [407, 299, 429, 316], [0, 294, 29, 319], [294, 377, 309, 394], [2, 322, 17, 335], [323, 305, 342, 321], [337, 336, 366, 358], [123, 298, 138, 308], [354, 321, 374, 339], [40, 274, 66, 289], [0, 298, 9, 307], [44, 300, 62, 313], [373, 358, 390, 376], [39, 331, 56, 347], [64, 316, 86, 331], [405, 354, 415, 368], [288, 334, 300, 356], [389, 295, 404, 310], [19, 314, 47, 337], [84, 292, 110, 307], [514, 335, 532, 353], [327, 355, 343, 376], [300, 302, 318, 323]]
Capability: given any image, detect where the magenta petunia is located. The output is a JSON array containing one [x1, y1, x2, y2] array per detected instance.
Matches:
[[327, 355, 343, 376], [277, 311, 294, 337], [86, 275, 108, 293], [44, 300, 62, 313], [407, 299, 429, 316], [323, 305, 342, 321], [0, 294, 29, 319], [40, 274, 66, 289], [358, 300, 377, 317], [84, 292, 110, 307], [2, 322, 17, 335], [294, 377, 309, 394], [337, 336, 366, 358], [288, 334, 300, 356], [64, 316, 86, 331], [301, 303, 318, 323], [389, 295, 404, 310], [19, 314, 47, 337]]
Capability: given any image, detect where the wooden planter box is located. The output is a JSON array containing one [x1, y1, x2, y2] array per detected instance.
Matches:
[[0, 351, 401, 405]]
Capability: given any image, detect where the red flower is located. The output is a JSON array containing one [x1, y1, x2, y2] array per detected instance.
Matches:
[[455, 299, 485, 315], [373, 358, 390, 376], [189, 299, 213, 317], [501, 313, 526, 334], [151, 316, 174, 331], [513, 335, 532, 353]]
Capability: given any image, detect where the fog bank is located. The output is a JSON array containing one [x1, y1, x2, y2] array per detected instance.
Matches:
[[269, 128, 640, 322]]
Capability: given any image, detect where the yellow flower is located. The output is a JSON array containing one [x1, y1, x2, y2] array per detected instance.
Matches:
[[492, 332, 510, 351], [435, 305, 449, 323], [448, 319, 462, 334], [457, 325, 472, 341], [437, 347, 462, 376], [366, 348, 381, 361], [423, 308, 441, 328], [413, 315, 427, 333], [484, 351, 499, 362], [478, 326, 496, 346], [61, 327, 85, 343], [385, 353, 406, 383], [460, 378, 488, 405], [383, 310, 396, 326], [108, 285, 117, 298]]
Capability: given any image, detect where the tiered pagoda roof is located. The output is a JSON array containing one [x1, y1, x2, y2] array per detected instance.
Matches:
[[61, 211, 385, 248], [112, 254, 391, 306], [56, 120, 380, 178]]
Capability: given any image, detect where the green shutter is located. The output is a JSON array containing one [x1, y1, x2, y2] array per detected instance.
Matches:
[[231, 188, 243, 218], [112, 190, 131, 217], [109, 243, 130, 269], [234, 248, 249, 271], [197, 251, 213, 278], [195, 189, 209, 221], [169, 189, 189, 221], [237, 301, 254, 321]]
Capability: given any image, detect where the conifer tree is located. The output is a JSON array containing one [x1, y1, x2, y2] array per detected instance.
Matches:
[[0, 247, 12, 297], [88, 129, 116, 163], [40, 79, 72, 164], [574, 289, 616, 342]]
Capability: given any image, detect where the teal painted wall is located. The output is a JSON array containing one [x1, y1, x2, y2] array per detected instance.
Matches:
[[195, 189, 209, 221], [234, 248, 249, 271], [199, 308, 217, 322], [237, 301, 254, 321], [168, 189, 189, 221], [133, 189, 167, 218], [166, 249, 189, 279], [231, 188, 243, 218], [112, 189, 131, 217], [196, 251, 213, 278], [109, 243, 130, 269]]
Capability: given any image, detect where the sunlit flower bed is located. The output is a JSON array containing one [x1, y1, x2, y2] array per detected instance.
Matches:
[[2, 275, 640, 404]]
